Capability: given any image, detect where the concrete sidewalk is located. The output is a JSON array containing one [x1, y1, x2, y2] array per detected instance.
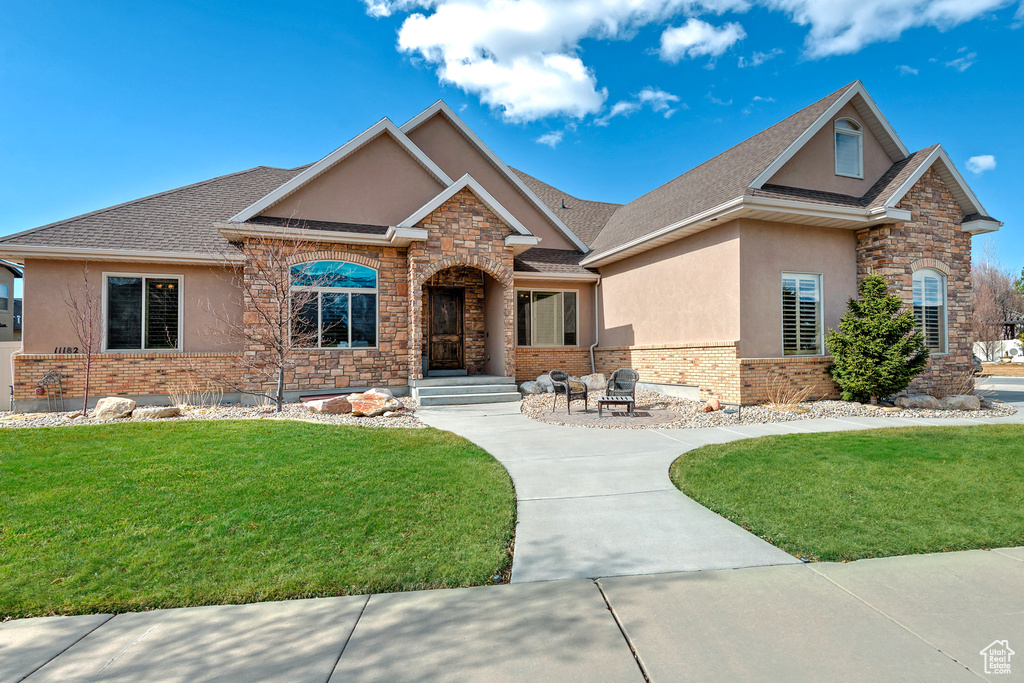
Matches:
[[417, 390, 1024, 584], [5, 548, 1022, 681]]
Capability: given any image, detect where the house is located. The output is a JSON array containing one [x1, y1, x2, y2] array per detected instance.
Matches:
[[0, 81, 1001, 411], [0, 260, 22, 343]]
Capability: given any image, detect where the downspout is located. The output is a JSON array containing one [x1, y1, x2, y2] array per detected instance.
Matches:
[[589, 275, 601, 374]]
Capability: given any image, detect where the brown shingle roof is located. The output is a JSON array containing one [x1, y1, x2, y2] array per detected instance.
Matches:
[[0, 166, 307, 254], [513, 247, 596, 275], [587, 81, 857, 257], [511, 168, 620, 248]]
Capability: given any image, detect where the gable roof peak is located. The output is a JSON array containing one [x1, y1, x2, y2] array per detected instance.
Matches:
[[229, 117, 452, 224], [401, 100, 591, 253]]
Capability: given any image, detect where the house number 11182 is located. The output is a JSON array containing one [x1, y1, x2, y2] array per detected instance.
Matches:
[[54, 346, 79, 354]]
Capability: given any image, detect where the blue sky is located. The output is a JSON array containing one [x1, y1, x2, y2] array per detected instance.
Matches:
[[2, 0, 1022, 299]]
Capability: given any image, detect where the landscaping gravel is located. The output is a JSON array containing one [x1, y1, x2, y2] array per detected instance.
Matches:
[[0, 397, 425, 430], [522, 389, 1017, 430]]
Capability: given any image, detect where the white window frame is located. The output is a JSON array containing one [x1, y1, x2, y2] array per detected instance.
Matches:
[[515, 288, 580, 348], [781, 272, 824, 357], [290, 262, 379, 350], [0, 283, 8, 312], [913, 268, 948, 355], [834, 117, 864, 179], [101, 272, 184, 352]]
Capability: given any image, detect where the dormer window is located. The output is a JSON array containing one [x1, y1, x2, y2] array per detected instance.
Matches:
[[834, 117, 863, 178]]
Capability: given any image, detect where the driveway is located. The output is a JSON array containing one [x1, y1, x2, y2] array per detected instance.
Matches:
[[417, 382, 1024, 584]]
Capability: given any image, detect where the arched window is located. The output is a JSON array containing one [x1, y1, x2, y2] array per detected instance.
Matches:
[[834, 117, 863, 179], [290, 261, 378, 348], [913, 268, 947, 353]]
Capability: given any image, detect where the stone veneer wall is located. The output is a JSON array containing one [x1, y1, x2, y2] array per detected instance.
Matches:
[[515, 347, 592, 383], [246, 241, 411, 394], [855, 168, 973, 394], [407, 188, 516, 381], [12, 352, 242, 403], [422, 266, 487, 375], [593, 342, 742, 402]]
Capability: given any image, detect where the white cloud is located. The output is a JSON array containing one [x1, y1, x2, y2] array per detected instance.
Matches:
[[596, 87, 682, 125], [659, 18, 747, 62], [638, 87, 682, 114], [364, 0, 1015, 122], [897, 64, 919, 76], [752, 95, 775, 102], [382, 0, 750, 122], [761, 0, 1013, 58], [966, 155, 996, 174], [737, 47, 783, 67], [707, 93, 733, 105], [946, 51, 977, 71], [535, 130, 564, 148]]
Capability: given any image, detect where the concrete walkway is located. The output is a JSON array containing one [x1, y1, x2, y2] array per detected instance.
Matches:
[[417, 380, 1024, 583], [5, 548, 1022, 681]]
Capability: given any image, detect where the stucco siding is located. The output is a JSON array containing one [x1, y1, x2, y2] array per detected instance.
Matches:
[[264, 134, 444, 226], [22, 259, 242, 355], [767, 102, 892, 196], [597, 222, 741, 347], [406, 114, 577, 250], [738, 220, 858, 358]]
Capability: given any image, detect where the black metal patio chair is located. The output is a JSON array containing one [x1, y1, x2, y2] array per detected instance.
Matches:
[[549, 370, 588, 414], [606, 368, 639, 402]]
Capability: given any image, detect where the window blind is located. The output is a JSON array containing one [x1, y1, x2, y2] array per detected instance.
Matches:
[[782, 274, 821, 355], [913, 271, 946, 352], [835, 132, 861, 176]]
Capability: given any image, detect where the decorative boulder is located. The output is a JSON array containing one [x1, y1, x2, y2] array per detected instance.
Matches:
[[306, 396, 353, 415], [894, 394, 942, 410], [939, 394, 981, 411], [133, 406, 182, 419], [701, 398, 722, 413], [519, 381, 544, 395], [364, 387, 394, 398], [348, 392, 403, 417], [580, 373, 606, 393], [535, 375, 555, 393], [94, 397, 137, 419]]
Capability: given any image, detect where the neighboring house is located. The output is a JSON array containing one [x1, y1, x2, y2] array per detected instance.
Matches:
[[0, 260, 22, 343], [0, 81, 1001, 410], [12, 299, 21, 342]]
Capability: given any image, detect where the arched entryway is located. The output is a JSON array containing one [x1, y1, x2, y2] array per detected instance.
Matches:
[[409, 256, 514, 381]]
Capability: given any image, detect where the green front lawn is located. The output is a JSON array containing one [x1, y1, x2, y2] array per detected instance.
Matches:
[[670, 425, 1024, 562], [0, 421, 515, 618]]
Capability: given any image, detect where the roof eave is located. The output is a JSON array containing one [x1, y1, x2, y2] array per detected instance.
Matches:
[[582, 196, 905, 268], [0, 244, 243, 265]]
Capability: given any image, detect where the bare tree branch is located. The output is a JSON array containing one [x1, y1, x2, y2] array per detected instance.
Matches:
[[61, 265, 101, 416]]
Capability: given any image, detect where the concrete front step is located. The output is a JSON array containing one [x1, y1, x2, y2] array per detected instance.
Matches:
[[416, 383, 517, 397], [417, 392, 522, 406], [411, 375, 516, 388]]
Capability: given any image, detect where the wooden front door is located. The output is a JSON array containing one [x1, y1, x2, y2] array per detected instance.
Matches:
[[427, 287, 464, 370]]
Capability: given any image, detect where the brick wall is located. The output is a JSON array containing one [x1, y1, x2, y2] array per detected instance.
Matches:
[[739, 356, 839, 403], [856, 168, 973, 394], [13, 352, 242, 402], [593, 342, 742, 402], [408, 189, 516, 380], [423, 266, 487, 375], [515, 347, 591, 382]]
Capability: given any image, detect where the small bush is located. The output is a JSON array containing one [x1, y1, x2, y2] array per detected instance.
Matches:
[[825, 274, 929, 402]]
